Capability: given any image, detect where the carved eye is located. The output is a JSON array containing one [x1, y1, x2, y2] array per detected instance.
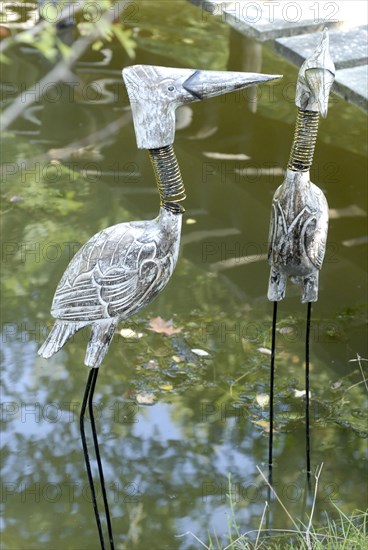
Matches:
[[168, 85, 175, 92]]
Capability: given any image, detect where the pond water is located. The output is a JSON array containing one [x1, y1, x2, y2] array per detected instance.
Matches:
[[1, 1, 367, 549]]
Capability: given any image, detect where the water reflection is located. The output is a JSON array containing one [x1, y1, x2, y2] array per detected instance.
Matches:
[[1, 0, 367, 548]]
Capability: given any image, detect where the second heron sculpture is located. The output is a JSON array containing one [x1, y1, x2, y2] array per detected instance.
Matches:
[[267, 29, 335, 481], [38, 65, 282, 549]]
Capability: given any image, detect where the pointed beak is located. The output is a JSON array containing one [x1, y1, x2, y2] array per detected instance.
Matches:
[[182, 70, 282, 101], [305, 68, 335, 118], [122, 64, 282, 149]]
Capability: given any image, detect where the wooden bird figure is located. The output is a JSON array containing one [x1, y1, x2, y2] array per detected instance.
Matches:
[[39, 66, 281, 369], [268, 28, 335, 302], [266, 29, 335, 482]]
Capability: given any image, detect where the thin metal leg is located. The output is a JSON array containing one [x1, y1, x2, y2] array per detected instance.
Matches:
[[305, 302, 312, 486], [80, 369, 106, 550], [268, 301, 278, 485], [88, 368, 115, 549]]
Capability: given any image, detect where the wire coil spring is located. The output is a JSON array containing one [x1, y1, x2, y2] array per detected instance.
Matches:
[[288, 109, 319, 172], [149, 145, 186, 214]]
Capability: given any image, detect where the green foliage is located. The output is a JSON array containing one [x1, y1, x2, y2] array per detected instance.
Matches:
[[110, 24, 136, 58], [0, 0, 136, 63]]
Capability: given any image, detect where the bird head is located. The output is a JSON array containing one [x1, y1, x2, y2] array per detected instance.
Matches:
[[123, 65, 282, 149], [295, 28, 335, 117]]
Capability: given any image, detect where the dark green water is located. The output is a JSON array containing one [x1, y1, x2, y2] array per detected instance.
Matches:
[[1, 1, 367, 548]]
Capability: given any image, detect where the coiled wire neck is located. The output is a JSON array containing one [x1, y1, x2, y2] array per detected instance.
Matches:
[[288, 109, 319, 172], [149, 145, 186, 214]]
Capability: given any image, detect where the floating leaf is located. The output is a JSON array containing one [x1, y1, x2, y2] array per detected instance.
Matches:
[[252, 420, 270, 432], [293, 389, 311, 398], [185, 218, 197, 225], [203, 151, 251, 161], [257, 347, 271, 356], [256, 393, 269, 408], [160, 384, 173, 391], [119, 328, 144, 339], [277, 326, 294, 334], [148, 317, 182, 335], [191, 348, 210, 357], [142, 359, 159, 370], [136, 392, 156, 405]]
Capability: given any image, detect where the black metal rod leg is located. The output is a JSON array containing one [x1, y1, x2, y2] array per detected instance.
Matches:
[[88, 368, 115, 549], [268, 301, 278, 485], [80, 369, 106, 550], [305, 302, 312, 484]]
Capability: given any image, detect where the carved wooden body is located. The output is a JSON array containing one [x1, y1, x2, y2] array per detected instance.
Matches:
[[38, 64, 282, 368], [39, 208, 181, 367], [53, 208, 180, 321], [268, 169, 328, 302]]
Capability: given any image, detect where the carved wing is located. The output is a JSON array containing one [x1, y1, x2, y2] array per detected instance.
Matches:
[[269, 190, 328, 271], [267, 184, 283, 261], [267, 202, 277, 260], [51, 221, 162, 322], [304, 213, 328, 270], [304, 186, 329, 270]]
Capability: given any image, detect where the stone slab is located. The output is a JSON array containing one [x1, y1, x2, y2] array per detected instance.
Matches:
[[334, 65, 368, 111], [189, 0, 342, 41], [275, 26, 368, 70]]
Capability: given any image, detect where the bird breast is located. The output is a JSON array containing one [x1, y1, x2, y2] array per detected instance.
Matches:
[[268, 170, 328, 276], [51, 209, 182, 322]]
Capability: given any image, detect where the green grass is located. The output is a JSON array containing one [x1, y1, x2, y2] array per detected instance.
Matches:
[[216, 508, 368, 549], [206, 503, 367, 550], [179, 469, 367, 550]]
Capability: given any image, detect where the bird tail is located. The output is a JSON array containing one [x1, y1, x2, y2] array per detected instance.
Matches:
[[38, 321, 86, 359], [85, 320, 117, 369]]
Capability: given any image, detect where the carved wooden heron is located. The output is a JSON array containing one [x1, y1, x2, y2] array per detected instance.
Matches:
[[38, 64, 281, 549], [267, 29, 335, 481]]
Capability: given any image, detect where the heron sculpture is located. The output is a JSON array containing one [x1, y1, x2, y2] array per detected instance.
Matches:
[[38, 65, 282, 548], [267, 29, 335, 481]]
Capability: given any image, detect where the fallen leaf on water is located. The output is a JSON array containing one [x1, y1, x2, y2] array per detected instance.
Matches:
[[331, 380, 342, 390], [136, 392, 156, 405], [142, 359, 159, 370], [256, 393, 270, 408], [191, 348, 210, 357], [252, 420, 270, 432], [203, 151, 251, 161], [257, 347, 271, 356], [148, 316, 182, 335], [9, 195, 23, 203], [159, 384, 173, 391], [293, 389, 311, 398], [185, 218, 197, 225], [277, 326, 294, 334], [119, 328, 144, 339]]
